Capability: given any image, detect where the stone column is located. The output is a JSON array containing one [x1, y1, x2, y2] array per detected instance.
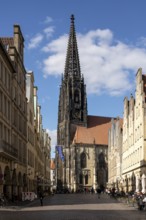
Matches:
[[135, 175, 140, 192], [141, 174, 146, 193], [93, 146, 97, 190]]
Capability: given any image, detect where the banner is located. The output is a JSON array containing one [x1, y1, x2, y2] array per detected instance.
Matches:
[[56, 145, 64, 162]]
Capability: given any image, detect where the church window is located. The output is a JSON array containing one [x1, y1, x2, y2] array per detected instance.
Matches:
[[85, 174, 88, 184], [80, 152, 86, 168], [75, 96, 78, 102], [74, 90, 79, 103], [79, 174, 83, 184], [98, 153, 106, 169]]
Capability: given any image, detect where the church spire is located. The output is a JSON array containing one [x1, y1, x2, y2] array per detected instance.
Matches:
[[64, 14, 81, 79]]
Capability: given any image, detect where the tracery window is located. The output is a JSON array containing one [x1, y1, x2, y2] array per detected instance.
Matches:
[[74, 90, 79, 103], [85, 174, 88, 184], [80, 152, 86, 168], [98, 152, 106, 169], [79, 174, 83, 184]]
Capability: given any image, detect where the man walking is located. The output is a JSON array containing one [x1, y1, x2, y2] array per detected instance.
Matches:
[[97, 188, 101, 199], [39, 191, 44, 206]]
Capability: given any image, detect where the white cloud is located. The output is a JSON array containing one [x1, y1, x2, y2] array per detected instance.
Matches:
[[137, 37, 146, 47], [28, 33, 43, 49], [43, 26, 55, 38], [42, 34, 67, 53], [44, 16, 53, 24], [42, 35, 67, 77], [47, 129, 57, 158], [41, 28, 146, 96]]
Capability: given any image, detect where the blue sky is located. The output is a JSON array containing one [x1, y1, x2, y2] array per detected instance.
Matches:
[[1, 0, 146, 157]]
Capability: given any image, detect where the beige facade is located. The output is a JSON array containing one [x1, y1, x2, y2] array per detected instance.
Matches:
[[108, 68, 146, 193], [108, 118, 123, 190], [26, 71, 35, 192], [0, 26, 27, 200], [0, 25, 51, 199], [0, 38, 16, 197], [122, 68, 146, 193], [57, 115, 111, 192], [26, 73, 51, 194], [69, 142, 108, 192]]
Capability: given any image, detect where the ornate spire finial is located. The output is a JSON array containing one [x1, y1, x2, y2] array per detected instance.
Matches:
[[71, 14, 75, 23], [64, 14, 81, 79]]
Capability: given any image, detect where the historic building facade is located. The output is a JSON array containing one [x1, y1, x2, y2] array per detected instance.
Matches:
[[0, 37, 16, 196], [57, 15, 113, 192], [122, 68, 146, 193], [108, 118, 123, 190], [50, 158, 56, 192], [108, 68, 146, 193], [0, 25, 28, 199], [26, 71, 51, 193], [0, 25, 51, 199], [26, 71, 35, 192]]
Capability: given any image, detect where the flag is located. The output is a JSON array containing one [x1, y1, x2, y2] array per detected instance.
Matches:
[[56, 145, 64, 162]]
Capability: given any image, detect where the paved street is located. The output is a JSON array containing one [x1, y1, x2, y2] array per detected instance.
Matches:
[[0, 193, 146, 220]]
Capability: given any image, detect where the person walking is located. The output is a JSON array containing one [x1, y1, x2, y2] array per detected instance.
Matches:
[[91, 187, 94, 194], [97, 188, 101, 199], [39, 192, 44, 206]]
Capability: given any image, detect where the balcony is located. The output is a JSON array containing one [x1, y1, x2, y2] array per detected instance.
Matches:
[[0, 139, 18, 160]]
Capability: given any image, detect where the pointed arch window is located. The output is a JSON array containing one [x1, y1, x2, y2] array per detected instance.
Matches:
[[74, 90, 79, 103], [81, 152, 86, 168], [98, 152, 106, 169], [85, 174, 88, 184], [79, 174, 83, 184]]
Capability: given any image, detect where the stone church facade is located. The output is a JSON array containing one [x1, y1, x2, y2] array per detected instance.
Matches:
[[56, 15, 113, 192]]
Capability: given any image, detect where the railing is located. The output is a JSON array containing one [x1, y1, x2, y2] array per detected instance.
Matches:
[[0, 139, 18, 159]]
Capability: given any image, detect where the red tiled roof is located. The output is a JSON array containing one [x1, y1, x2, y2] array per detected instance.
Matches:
[[73, 115, 122, 145]]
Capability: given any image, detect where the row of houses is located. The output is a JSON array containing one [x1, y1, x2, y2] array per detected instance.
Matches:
[[108, 68, 146, 193], [0, 25, 51, 200]]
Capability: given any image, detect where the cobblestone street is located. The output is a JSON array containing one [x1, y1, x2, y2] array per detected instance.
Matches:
[[0, 193, 146, 220]]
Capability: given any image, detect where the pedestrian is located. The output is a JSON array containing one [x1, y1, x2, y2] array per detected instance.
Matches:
[[39, 192, 44, 206], [138, 196, 143, 210], [97, 188, 101, 199], [91, 187, 94, 194], [143, 195, 146, 210]]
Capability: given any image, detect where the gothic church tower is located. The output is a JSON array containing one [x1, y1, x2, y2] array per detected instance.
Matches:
[[57, 15, 87, 189]]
